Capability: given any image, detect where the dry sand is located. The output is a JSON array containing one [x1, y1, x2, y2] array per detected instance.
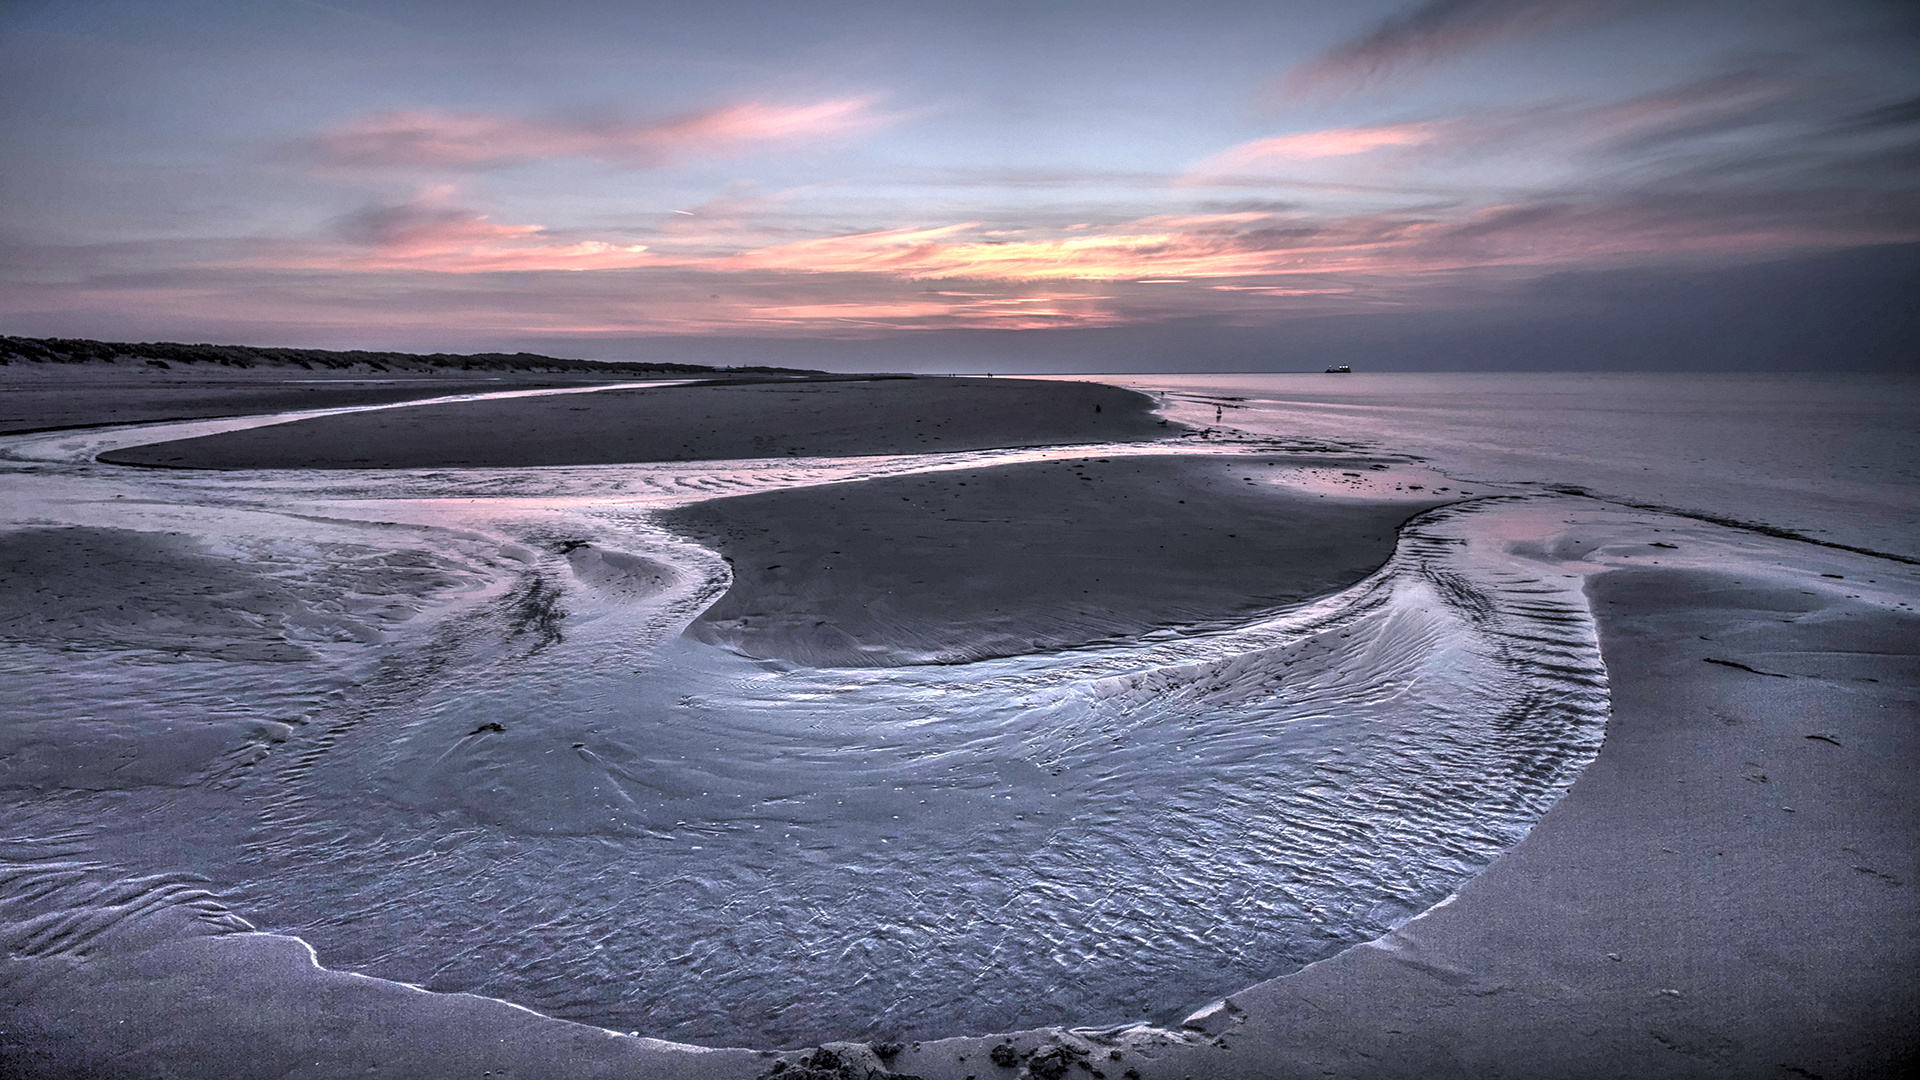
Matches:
[[96, 376, 1172, 468]]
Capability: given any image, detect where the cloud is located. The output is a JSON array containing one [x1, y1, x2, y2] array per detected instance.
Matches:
[[1195, 199, 1308, 213], [295, 97, 886, 171], [1201, 64, 1903, 193], [1582, 69, 1806, 155], [1184, 122, 1449, 180], [1549, 68, 1920, 185], [298, 188, 652, 272], [25, 72, 1920, 345], [14, 196, 1916, 345], [20, 246, 1912, 370], [184, 162, 1920, 291], [1276, 0, 1651, 97], [1837, 94, 1920, 133], [743, 292, 1124, 331], [710, 181, 1920, 290], [329, 186, 541, 252], [1200, 79, 1773, 184], [1405, 189, 1920, 264], [725, 214, 1315, 281]]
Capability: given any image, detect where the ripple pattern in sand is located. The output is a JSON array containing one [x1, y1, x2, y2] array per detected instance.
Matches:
[[207, 496, 1609, 1046]]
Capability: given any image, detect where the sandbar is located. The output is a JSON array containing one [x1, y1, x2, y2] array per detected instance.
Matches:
[[97, 376, 1172, 468], [660, 454, 1435, 665]]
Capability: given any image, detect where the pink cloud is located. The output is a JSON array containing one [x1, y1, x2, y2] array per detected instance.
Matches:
[[746, 300, 960, 321], [298, 97, 886, 170], [717, 213, 1369, 282], [174, 167, 1917, 340], [1209, 284, 1357, 296], [281, 242, 652, 274], [1184, 122, 1447, 180], [285, 191, 1887, 284], [1188, 70, 1805, 189], [329, 186, 542, 254], [19, 197, 1904, 343], [714, 209, 1458, 282], [277, 189, 656, 272], [710, 192, 1917, 290], [727, 223, 983, 274], [744, 292, 1125, 330]]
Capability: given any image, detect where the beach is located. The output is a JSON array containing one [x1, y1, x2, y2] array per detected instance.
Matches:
[[94, 376, 1166, 468], [1, 367, 1914, 1078], [0, 364, 638, 437]]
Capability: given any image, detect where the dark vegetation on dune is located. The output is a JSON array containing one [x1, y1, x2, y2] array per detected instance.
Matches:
[[0, 334, 819, 376]]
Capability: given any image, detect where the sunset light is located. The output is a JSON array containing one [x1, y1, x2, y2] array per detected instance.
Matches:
[[2, 0, 1914, 366]]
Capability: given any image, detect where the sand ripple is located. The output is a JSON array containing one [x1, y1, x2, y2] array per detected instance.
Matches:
[[201, 495, 1609, 1046]]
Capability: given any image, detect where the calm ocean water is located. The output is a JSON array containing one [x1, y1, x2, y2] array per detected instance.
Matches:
[[1096, 372, 1919, 561]]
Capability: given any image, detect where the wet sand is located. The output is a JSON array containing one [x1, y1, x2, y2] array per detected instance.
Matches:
[[1070, 567, 1920, 1079], [97, 376, 1172, 468], [660, 455, 1435, 665], [7, 566, 1908, 1079]]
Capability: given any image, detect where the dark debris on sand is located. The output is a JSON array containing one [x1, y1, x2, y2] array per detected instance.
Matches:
[[762, 1045, 923, 1080]]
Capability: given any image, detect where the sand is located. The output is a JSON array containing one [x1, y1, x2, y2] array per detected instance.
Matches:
[[6, 565, 1907, 1079], [0, 366, 619, 436], [659, 455, 1437, 665], [96, 376, 1172, 468], [1072, 567, 1920, 1079], [2, 372, 1914, 1078]]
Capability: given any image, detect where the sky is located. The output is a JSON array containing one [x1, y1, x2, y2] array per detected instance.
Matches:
[[1, 0, 1916, 371]]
